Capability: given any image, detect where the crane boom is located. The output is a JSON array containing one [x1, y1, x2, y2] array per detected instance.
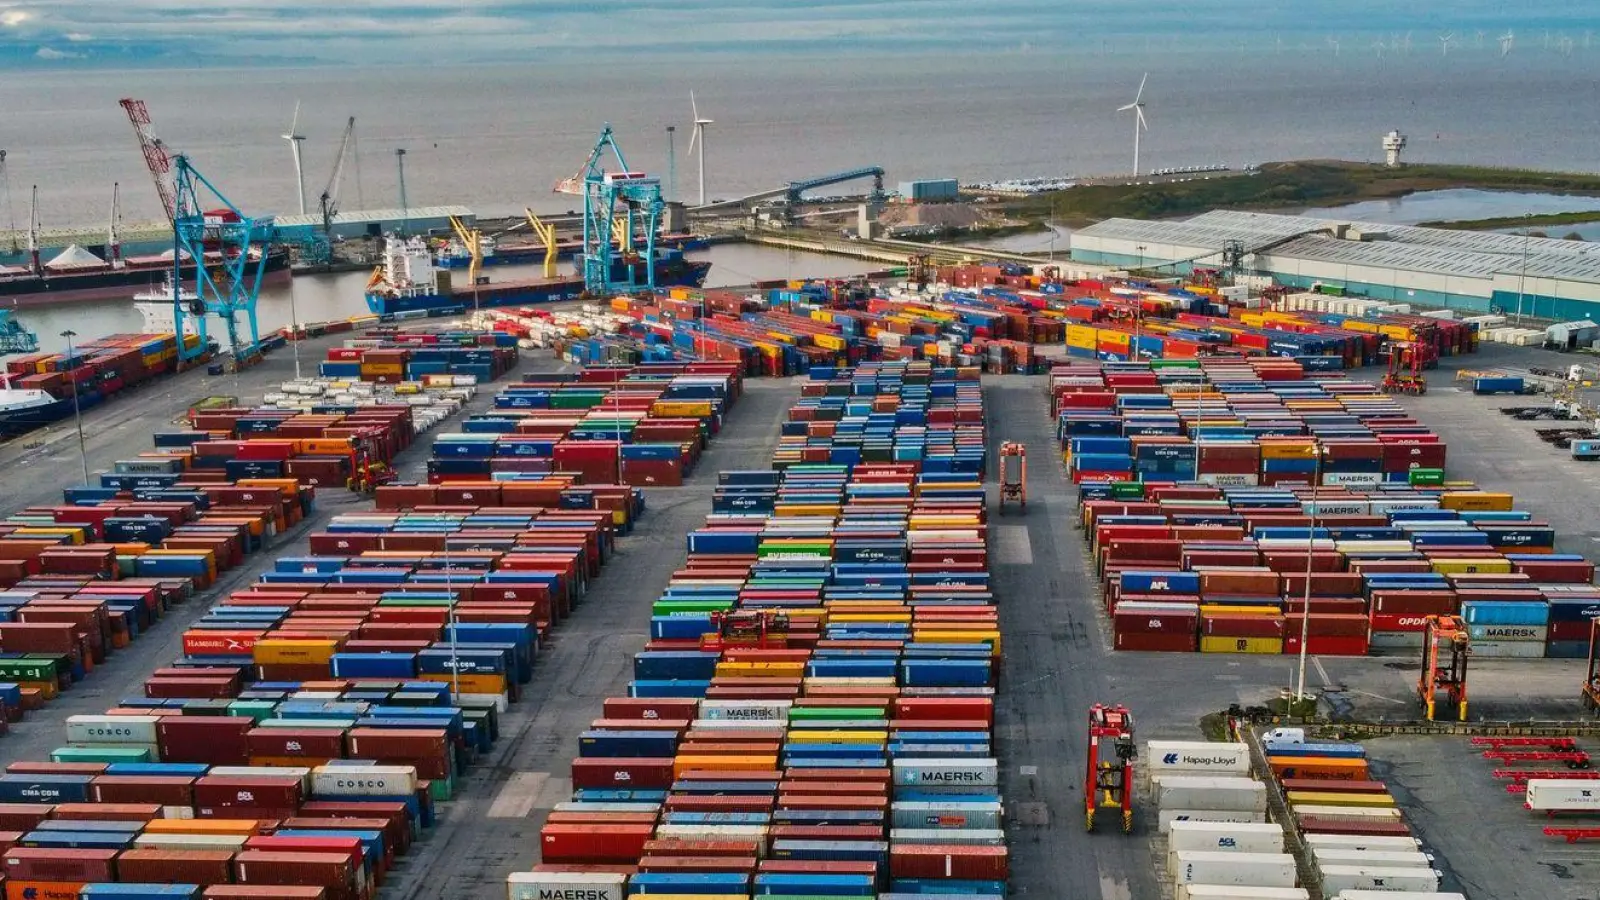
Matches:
[[320, 116, 356, 218], [118, 98, 178, 223]]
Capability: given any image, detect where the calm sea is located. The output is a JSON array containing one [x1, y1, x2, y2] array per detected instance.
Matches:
[[3, 49, 1598, 350]]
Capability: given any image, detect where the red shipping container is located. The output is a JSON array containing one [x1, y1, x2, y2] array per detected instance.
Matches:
[[246, 728, 347, 763], [1114, 631, 1198, 652], [1284, 633, 1371, 656], [1284, 613, 1370, 638], [0, 804, 53, 831], [51, 802, 159, 821], [116, 848, 238, 885], [194, 775, 304, 819], [539, 822, 655, 863], [1368, 614, 1435, 634], [4, 847, 119, 882], [891, 697, 992, 724], [571, 757, 676, 790], [889, 844, 1009, 880], [231, 851, 357, 900]]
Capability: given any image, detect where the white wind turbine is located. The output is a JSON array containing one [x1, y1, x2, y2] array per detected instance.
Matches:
[[1327, 36, 1341, 57], [1438, 32, 1455, 56], [688, 91, 713, 207], [282, 100, 308, 216], [1116, 73, 1150, 177], [1372, 37, 1388, 58], [1499, 30, 1515, 57]]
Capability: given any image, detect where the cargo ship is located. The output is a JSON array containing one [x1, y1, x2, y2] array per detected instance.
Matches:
[[367, 235, 711, 316], [1, 331, 199, 439], [434, 232, 711, 269], [0, 373, 75, 438], [0, 244, 292, 307]]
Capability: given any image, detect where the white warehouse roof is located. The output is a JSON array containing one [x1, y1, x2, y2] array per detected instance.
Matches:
[[272, 205, 475, 229]]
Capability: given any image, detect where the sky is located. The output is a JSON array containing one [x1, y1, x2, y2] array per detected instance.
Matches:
[[0, 0, 1596, 67]]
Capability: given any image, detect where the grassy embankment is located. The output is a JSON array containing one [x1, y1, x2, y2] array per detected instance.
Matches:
[[1009, 160, 1600, 228]]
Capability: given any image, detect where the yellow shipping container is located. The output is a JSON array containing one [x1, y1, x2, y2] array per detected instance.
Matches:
[[1200, 636, 1285, 654], [1198, 605, 1282, 617], [785, 730, 889, 744], [1439, 491, 1513, 511], [672, 755, 779, 777], [652, 400, 714, 418], [419, 672, 507, 695], [144, 819, 262, 836], [912, 629, 1001, 656], [814, 334, 847, 351], [1066, 325, 1099, 350], [360, 364, 404, 376], [1259, 442, 1317, 460], [1343, 320, 1380, 334], [1098, 330, 1131, 348], [1430, 558, 1513, 575], [252, 638, 339, 665], [1286, 790, 1396, 808], [714, 661, 806, 679]]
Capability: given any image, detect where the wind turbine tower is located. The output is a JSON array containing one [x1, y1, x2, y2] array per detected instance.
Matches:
[[1499, 31, 1515, 57], [1117, 73, 1150, 177], [1382, 130, 1408, 168], [1439, 32, 1455, 56], [688, 91, 713, 207], [282, 100, 308, 216]]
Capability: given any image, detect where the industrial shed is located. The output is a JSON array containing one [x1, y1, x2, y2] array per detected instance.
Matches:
[[1071, 209, 1600, 320], [272, 206, 475, 242]]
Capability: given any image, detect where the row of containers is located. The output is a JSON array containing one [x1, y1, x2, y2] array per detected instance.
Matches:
[[1053, 358, 1600, 658], [0, 477, 306, 737], [511, 363, 1004, 899], [0, 471, 653, 897], [429, 362, 743, 488], [777, 363, 986, 474], [315, 329, 520, 384], [1154, 736, 1456, 899]]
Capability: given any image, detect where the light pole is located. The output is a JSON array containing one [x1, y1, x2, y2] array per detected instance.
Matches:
[[1294, 446, 1328, 704], [395, 149, 409, 236], [443, 529, 461, 700], [289, 283, 302, 381], [60, 330, 90, 485], [1136, 244, 1146, 272], [1515, 215, 1532, 325]]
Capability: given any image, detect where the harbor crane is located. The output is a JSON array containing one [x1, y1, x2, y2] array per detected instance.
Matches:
[[305, 116, 357, 267], [555, 124, 666, 296], [120, 97, 277, 368], [0, 307, 39, 356]]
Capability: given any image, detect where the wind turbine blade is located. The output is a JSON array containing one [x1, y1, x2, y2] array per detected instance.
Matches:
[[1134, 72, 1148, 103], [289, 99, 301, 136], [1137, 107, 1148, 131], [1116, 102, 1137, 112], [687, 126, 698, 156], [691, 90, 699, 122]]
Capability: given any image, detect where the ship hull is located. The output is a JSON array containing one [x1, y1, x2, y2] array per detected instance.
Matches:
[[366, 259, 711, 316], [0, 251, 293, 308], [435, 235, 707, 269], [0, 396, 77, 439]]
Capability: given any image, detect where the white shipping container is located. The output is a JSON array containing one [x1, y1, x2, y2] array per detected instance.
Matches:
[[1292, 805, 1402, 820], [1305, 834, 1423, 853], [1157, 776, 1269, 813], [893, 758, 999, 789], [698, 699, 792, 721], [310, 764, 419, 797], [890, 827, 1006, 845], [1319, 866, 1442, 893], [652, 823, 770, 852], [1333, 893, 1464, 900], [507, 871, 626, 900], [1169, 820, 1285, 854], [1159, 808, 1268, 833], [1526, 779, 1600, 811], [1173, 851, 1298, 887], [1147, 741, 1252, 775], [1314, 849, 1435, 872], [66, 714, 161, 745], [890, 800, 1004, 830], [133, 833, 251, 851], [1176, 887, 1309, 900]]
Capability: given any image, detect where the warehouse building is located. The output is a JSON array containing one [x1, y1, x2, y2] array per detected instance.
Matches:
[[1071, 209, 1600, 320], [898, 179, 960, 203], [272, 206, 475, 242]]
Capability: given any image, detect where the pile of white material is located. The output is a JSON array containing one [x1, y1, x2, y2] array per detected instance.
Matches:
[[469, 306, 633, 350], [1274, 292, 1417, 317], [1148, 741, 1304, 900], [261, 376, 477, 434]]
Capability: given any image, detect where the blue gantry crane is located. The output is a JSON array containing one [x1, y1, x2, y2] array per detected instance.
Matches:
[[121, 98, 277, 367], [555, 124, 666, 295], [0, 308, 39, 355]]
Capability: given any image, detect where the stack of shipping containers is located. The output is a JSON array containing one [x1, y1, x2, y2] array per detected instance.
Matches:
[[513, 360, 1008, 900], [1059, 357, 1600, 659]]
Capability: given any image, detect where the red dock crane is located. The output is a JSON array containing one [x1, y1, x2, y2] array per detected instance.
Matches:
[[1417, 615, 1469, 721], [1084, 704, 1136, 834], [699, 610, 791, 652], [998, 442, 1027, 513]]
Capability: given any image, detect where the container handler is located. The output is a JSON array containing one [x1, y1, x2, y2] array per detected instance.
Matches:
[[1381, 340, 1430, 395], [700, 609, 791, 651], [1417, 615, 1469, 721], [348, 436, 397, 495], [1084, 703, 1136, 834], [998, 441, 1027, 513]]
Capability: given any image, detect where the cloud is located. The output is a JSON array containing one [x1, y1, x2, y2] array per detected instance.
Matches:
[[35, 46, 81, 59], [63, 31, 92, 41], [0, 9, 34, 27]]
